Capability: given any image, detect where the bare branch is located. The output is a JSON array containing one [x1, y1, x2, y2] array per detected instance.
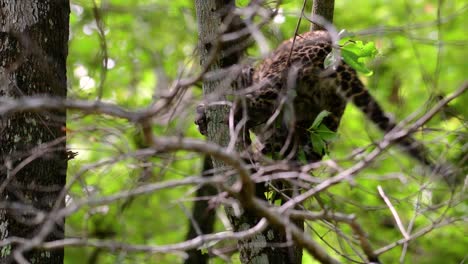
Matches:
[[378, 185, 410, 240]]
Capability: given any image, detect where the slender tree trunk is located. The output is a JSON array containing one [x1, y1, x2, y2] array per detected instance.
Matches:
[[0, 1, 69, 263], [311, 0, 335, 31], [195, 1, 303, 263], [195, 0, 246, 261]]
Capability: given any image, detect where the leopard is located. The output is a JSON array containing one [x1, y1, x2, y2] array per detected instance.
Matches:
[[194, 29, 453, 264], [197, 30, 437, 170]]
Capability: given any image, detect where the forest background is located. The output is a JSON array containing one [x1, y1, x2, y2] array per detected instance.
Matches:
[[1, 0, 467, 263]]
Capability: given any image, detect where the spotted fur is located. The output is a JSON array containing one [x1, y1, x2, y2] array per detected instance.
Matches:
[[197, 31, 433, 166]]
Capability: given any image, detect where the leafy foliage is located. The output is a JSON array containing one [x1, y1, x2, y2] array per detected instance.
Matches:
[[307, 110, 337, 155], [325, 39, 378, 75], [64, 0, 466, 263], [340, 40, 378, 75]]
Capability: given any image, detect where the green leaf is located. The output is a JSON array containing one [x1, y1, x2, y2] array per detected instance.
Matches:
[[265, 190, 281, 204], [341, 49, 373, 75], [340, 41, 378, 76], [308, 112, 336, 155], [310, 132, 326, 155], [341, 41, 378, 57], [298, 148, 308, 164], [274, 198, 282, 206], [316, 124, 337, 141], [309, 110, 331, 130], [265, 190, 274, 200]]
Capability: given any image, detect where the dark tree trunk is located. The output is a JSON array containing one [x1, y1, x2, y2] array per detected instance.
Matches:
[[0, 1, 69, 263], [184, 155, 217, 264], [194, 1, 303, 263]]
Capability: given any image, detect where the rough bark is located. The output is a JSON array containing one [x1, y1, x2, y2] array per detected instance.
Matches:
[[195, 0, 235, 170], [195, 1, 302, 263], [0, 1, 69, 263], [311, 0, 335, 31], [195, 1, 245, 262]]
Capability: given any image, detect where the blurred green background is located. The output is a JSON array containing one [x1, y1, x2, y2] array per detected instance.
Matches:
[[65, 0, 467, 263]]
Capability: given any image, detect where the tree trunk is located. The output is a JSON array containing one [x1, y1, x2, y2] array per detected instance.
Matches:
[[184, 156, 217, 264], [310, 0, 335, 31], [195, 1, 302, 263], [0, 1, 69, 263]]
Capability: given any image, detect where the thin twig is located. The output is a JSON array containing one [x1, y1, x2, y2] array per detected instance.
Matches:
[[377, 186, 409, 240]]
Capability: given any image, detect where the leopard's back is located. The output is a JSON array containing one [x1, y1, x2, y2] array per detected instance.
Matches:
[[246, 31, 429, 164], [251, 32, 340, 129]]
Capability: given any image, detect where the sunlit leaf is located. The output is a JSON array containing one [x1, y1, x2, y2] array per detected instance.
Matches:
[[341, 41, 378, 76]]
